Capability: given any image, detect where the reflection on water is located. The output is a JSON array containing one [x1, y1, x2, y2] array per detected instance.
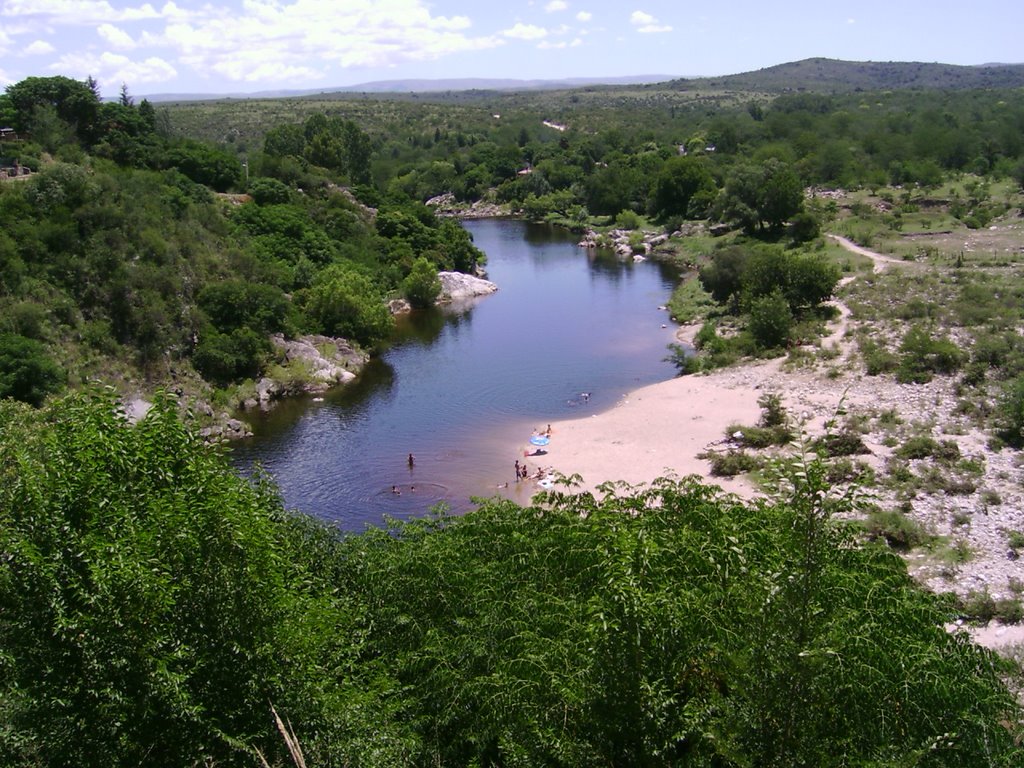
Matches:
[[231, 219, 682, 531]]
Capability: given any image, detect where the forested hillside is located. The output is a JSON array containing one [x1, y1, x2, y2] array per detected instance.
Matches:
[[0, 77, 483, 410]]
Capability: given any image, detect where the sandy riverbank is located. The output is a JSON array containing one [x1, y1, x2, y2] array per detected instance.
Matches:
[[535, 364, 766, 498]]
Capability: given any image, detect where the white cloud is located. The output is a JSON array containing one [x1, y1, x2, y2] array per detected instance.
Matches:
[[630, 10, 671, 33], [50, 50, 177, 92], [576, 10, 591, 21], [502, 22, 548, 40], [24, 39, 55, 54], [847, 18, 856, 24], [0, 68, 13, 88], [544, 0, 567, 11], [3, 0, 161, 24], [155, 0, 503, 81], [97, 23, 136, 49], [3, 0, 509, 87]]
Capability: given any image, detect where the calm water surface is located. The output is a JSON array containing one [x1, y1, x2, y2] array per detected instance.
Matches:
[[231, 219, 682, 529]]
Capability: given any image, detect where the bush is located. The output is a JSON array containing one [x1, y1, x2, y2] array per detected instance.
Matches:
[[247, 176, 292, 205], [860, 337, 898, 376], [862, 507, 931, 550], [814, 430, 870, 457], [895, 435, 960, 461], [401, 257, 442, 309], [788, 211, 821, 243], [896, 325, 964, 384], [747, 290, 792, 350], [701, 448, 761, 476], [728, 424, 793, 449], [0, 333, 65, 406], [758, 392, 787, 428], [192, 326, 271, 386], [997, 375, 1024, 447], [614, 209, 642, 230]]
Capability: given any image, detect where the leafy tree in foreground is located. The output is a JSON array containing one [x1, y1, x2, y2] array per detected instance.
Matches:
[[347, 469, 1021, 766], [1, 394, 1020, 766], [0, 392, 362, 766]]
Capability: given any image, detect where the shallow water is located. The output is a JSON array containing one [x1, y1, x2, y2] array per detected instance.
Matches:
[[231, 219, 682, 530]]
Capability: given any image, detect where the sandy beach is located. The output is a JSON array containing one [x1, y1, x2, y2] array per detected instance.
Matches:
[[537, 363, 767, 498]]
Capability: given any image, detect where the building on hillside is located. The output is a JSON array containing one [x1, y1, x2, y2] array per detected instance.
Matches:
[[0, 128, 18, 141]]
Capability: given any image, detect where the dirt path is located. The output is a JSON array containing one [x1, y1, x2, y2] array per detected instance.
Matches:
[[828, 234, 907, 272]]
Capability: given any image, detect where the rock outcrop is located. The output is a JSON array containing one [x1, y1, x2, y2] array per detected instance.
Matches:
[[242, 334, 369, 411], [437, 271, 498, 303]]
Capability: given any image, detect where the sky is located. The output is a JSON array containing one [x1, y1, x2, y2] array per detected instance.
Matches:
[[1, 0, 1022, 98]]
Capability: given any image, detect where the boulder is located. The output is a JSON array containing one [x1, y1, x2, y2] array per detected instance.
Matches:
[[437, 271, 498, 303]]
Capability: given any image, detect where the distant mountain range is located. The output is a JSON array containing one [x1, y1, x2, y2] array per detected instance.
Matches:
[[666, 58, 1024, 92], [140, 58, 1024, 103], [140, 75, 678, 102]]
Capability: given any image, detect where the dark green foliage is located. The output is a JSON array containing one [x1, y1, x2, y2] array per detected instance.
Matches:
[[698, 245, 749, 304], [161, 140, 242, 191], [747, 289, 792, 349], [304, 264, 393, 346], [247, 176, 292, 205], [4, 76, 99, 141], [862, 507, 932, 550], [758, 392, 788, 428], [192, 327, 271, 386], [729, 423, 793, 448], [703, 448, 762, 475], [0, 392, 372, 766], [814, 429, 870, 457], [197, 279, 292, 335], [742, 247, 840, 314], [401, 256, 442, 309], [787, 210, 821, 243], [650, 155, 715, 219], [0, 333, 64, 406], [896, 435, 962, 461], [717, 159, 804, 233], [860, 337, 899, 375]]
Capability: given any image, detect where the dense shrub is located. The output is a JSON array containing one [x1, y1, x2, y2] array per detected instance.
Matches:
[[748, 290, 792, 349], [0, 332, 65, 406], [1, 395, 1020, 766], [401, 256, 442, 309]]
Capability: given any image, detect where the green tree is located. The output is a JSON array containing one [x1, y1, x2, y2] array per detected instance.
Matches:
[[0, 333, 64, 406], [718, 159, 805, 233], [0, 392, 379, 767], [304, 264, 393, 346], [401, 256, 442, 309], [747, 289, 793, 349], [650, 155, 716, 220], [4, 75, 99, 141]]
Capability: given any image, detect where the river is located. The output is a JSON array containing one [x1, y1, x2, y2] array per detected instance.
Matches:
[[231, 219, 682, 530]]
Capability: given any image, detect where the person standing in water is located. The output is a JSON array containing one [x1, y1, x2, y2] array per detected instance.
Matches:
[[408, 453, 415, 468]]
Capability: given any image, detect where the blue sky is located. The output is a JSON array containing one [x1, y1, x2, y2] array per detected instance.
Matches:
[[1, 0, 1022, 97]]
